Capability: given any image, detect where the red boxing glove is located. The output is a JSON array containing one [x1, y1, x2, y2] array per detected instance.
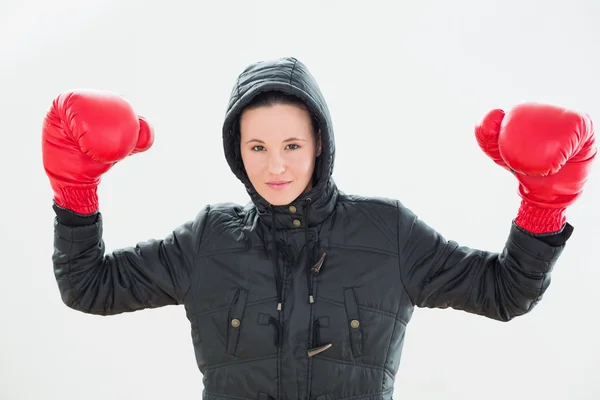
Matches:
[[475, 103, 597, 234], [42, 90, 154, 215]]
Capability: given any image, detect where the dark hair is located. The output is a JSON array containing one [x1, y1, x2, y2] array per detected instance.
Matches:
[[241, 90, 320, 136]]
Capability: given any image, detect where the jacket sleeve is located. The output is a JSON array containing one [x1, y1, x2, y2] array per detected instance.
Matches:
[[51, 203, 210, 316], [396, 201, 573, 322]]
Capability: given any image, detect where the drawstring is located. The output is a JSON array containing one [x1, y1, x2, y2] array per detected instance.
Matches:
[[265, 199, 328, 351], [304, 198, 314, 304], [268, 316, 283, 346], [270, 209, 283, 312], [312, 318, 321, 347], [304, 198, 327, 305], [269, 199, 327, 311]]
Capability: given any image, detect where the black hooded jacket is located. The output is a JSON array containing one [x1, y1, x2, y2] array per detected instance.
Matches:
[[52, 57, 573, 400]]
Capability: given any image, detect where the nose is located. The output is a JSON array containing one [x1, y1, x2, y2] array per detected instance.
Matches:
[[268, 151, 286, 175]]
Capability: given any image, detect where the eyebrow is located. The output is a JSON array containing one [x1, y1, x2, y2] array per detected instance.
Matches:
[[245, 137, 307, 144]]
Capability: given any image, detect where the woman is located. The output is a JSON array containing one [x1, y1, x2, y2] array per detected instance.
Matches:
[[42, 57, 596, 399]]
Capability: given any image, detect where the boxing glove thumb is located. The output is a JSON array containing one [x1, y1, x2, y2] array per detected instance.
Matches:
[[131, 115, 154, 155], [474, 108, 510, 170]]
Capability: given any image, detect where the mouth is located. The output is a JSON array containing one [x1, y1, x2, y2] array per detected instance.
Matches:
[[266, 181, 292, 190]]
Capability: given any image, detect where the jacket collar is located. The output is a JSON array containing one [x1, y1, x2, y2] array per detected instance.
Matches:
[[251, 177, 338, 230]]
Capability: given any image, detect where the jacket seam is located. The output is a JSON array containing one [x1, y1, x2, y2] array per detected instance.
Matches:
[[328, 244, 396, 257], [325, 387, 394, 400], [203, 391, 255, 400], [204, 354, 278, 372], [506, 236, 552, 312], [183, 204, 212, 304], [63, 225, 84, 311], [338, 198, 397, 209], [380, 310, 397, 394], [59, 220, 106, 312], [191, 296, 278, 318], [314, 356, 395, 382], [507, 235, 556, 265], [201, 244, 396, 258], [203, 247, 263, 257], [462, 251, 483, 312], [381, 200, 412, 394], [316, 296, 407, 326], [395, 200, 413, 305]]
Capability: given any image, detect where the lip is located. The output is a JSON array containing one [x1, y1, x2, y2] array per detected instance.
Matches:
[[266, 181, 292, 190]]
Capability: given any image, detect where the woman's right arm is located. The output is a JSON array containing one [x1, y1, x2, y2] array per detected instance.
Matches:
[[52, 204, 210, 316], [41, 89, 211, 315]]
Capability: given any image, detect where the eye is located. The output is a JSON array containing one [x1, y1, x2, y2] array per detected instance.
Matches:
[[286, 144, 300, 150], [251, 145, 265, 152]]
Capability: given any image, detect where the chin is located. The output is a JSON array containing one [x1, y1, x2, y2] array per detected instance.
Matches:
[[260, 186, 303, 206], [265, 196, 297, 206]]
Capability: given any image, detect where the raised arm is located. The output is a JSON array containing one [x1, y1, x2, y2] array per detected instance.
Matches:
[[397, 204, 572, 321], [42, 89, 205, 315], [52, 205, 208, 315], [398, 103, 596, 321]]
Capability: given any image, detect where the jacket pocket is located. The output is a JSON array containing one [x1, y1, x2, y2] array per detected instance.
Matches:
[[258, 312, 283, 347], [226, 288, 249, 356], [343, 287, 363, 358]]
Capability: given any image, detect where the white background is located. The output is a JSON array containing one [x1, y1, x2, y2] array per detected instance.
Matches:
[[1, 0, 599, 399]]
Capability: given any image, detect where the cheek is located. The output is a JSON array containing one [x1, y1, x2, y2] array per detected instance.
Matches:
[[241, 152, 263, 176], [288, 152, 315, 176]]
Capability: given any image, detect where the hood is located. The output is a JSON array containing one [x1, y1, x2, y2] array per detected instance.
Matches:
[[221, 58, 337, 315], [222, 57, 336, 212]]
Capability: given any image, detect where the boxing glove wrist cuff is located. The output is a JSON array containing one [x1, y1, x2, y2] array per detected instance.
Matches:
[[515, 199, 567, 235], [54, 186, 99, 215]]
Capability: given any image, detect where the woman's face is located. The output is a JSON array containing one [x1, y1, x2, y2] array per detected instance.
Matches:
[[240, 104, 321, 206]]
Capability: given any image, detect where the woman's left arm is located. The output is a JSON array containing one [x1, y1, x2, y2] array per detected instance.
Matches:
[[397, 103, 596, 321], [397, 203, 572, 321]]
